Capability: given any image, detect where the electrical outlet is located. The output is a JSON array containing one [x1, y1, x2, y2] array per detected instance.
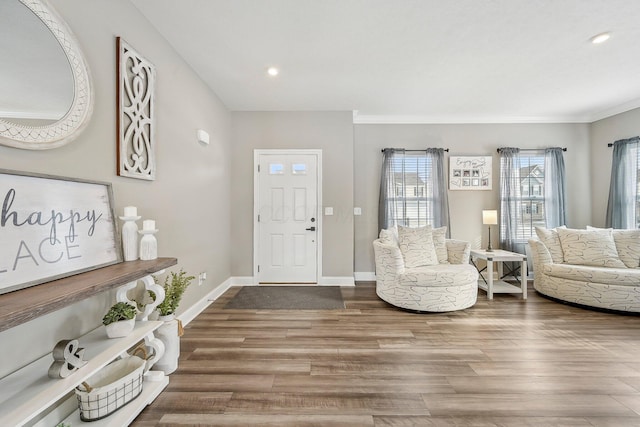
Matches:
[[198, 272, 207, 286]]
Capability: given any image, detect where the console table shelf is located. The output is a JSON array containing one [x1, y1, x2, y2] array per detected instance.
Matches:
[[0, 257, 177, 332], [0, 321, 166, 427]]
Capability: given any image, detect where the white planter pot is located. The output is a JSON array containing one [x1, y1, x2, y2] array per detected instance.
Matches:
[[104, 319, 135, 338], [152, 314, 180, 374]]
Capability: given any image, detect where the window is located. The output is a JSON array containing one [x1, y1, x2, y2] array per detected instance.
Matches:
[[379, 149, 449, 230], [501, 151, 546, 243], [291, 163, 307, 174], [389, 153, 433, 227], [532, 203, 539, 215], [269, 163, 284, 174], [501, 147, 566, 262]]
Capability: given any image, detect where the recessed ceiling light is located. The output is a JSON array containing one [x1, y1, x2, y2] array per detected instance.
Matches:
[[267, 67, 279, 76], [591, 32, 611, 44]]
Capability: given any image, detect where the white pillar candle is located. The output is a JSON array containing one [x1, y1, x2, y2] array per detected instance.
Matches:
[[124, 206, 137, 217], [143, 219, 155, 231]]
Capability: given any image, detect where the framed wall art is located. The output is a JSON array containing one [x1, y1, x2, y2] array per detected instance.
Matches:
[[0, 169, 121, 294], [449, 156, 492, 190], [117, 37, 156, 180]]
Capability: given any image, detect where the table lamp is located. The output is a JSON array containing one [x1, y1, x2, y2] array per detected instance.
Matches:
[[482, 210, 498, 252]]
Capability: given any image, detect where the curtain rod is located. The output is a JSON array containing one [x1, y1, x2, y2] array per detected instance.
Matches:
[[496, 147, 567, 153], [608, 136, 640, 147], [380, 148, 449, 153]]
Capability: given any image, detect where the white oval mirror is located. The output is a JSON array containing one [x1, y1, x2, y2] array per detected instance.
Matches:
[[0, 0, 93, 150]]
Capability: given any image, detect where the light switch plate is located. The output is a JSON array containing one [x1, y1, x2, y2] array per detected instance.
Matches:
[[324, 207, 334, 215], [354, 207, 362, 215]]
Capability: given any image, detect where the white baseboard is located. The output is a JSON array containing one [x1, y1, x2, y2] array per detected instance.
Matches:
[[354, 272, 376, 281], [178, 278, 233, 326], [230, 276, 258, 286], [319, 276, 355, 286]]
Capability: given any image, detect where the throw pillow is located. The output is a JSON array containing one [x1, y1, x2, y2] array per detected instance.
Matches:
[[379, 227, 397, 246], [611, 229, 640, 268], [557, 228, 626, 268], [587, 226, 640, 268], [432, 226, 449, 264], [397, 225, 439, 268], [535, 226, 566, 264]]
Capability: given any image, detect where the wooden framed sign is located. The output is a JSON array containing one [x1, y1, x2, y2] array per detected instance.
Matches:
[[0, 170, 121, 294]]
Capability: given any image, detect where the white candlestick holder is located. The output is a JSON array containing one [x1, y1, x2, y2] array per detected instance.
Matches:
[[119, 215, 141, 261], [139, 228, 158, 260]]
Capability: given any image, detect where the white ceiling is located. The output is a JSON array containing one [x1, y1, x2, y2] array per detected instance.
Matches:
[[131, 0, 640, 123]]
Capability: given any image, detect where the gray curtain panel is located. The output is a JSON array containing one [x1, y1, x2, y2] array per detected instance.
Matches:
[[606, 136, 640, 229], [427, 148, 451, 237], [378, 148, 401, 232], [378, 148, 450, 235], [499, 147, 526, 254], [544, 147, 567, 228]]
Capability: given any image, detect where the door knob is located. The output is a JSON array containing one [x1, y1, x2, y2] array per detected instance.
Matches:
[[305, 226, 316, 231]]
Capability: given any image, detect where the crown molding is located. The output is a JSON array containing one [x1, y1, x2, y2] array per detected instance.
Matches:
[[352, 98, 640, 125], [352, 112, 591, 125], [587, 98, 640, 123]]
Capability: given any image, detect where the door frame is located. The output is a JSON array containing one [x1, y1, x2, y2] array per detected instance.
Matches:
[[253, 149, 323, 283]]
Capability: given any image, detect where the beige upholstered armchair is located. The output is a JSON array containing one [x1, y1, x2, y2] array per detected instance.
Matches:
[[373, 226, 478, 312]]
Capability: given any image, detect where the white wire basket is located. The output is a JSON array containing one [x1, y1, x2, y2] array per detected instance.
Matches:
[[75, 355, 145, 421]]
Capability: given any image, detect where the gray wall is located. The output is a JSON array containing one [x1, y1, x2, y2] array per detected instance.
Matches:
[[590, 107, 640, 227], [230, 112, 354, 278], [2, 0, 638, 388], [0, 0, 231, 378], [354, 123, 591, 273]]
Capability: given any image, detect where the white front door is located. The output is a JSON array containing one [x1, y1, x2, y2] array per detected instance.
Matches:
[[255, 151, 320, 283]]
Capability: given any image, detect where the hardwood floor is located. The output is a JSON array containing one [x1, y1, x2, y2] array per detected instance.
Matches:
[[131, 282, 640, 426]]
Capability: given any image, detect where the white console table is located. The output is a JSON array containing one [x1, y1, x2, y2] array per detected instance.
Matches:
[[0, 258, 176, 427]]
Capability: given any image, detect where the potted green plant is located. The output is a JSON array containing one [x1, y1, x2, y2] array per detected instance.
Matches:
[[156, 269, 195, 317], [153, 269, 194, 374], [102, 302, 137, 338]]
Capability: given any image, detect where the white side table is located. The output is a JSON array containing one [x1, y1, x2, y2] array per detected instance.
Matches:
[[470, 249, 527, 300]]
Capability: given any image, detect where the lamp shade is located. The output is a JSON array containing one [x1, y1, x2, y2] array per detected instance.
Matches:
[[482, 210, 498, 225]]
